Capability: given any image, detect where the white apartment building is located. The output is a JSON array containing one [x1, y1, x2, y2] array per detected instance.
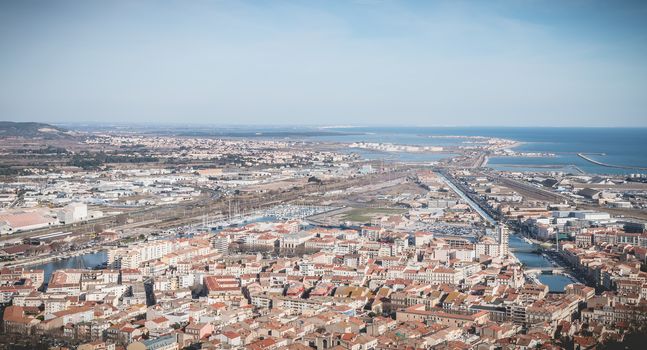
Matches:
[[57, 202, 87, 224]]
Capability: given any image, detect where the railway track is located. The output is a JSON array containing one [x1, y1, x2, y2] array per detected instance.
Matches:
[[489, 174, 571, 203], [0, 170, 415, 242]]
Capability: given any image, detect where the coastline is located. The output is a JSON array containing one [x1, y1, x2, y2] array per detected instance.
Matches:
[[501, 140, 524, 152]]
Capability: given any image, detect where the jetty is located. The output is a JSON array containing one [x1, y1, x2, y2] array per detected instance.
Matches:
[[577, 153, 647, 171]]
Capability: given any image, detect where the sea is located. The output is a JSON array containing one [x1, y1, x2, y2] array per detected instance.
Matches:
[[42, 125, 634, 290], [64, 123, 647, 175], [303, 127, 647, 175]]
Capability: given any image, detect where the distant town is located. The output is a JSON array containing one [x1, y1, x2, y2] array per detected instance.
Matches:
[[1, 122, 646, 350]]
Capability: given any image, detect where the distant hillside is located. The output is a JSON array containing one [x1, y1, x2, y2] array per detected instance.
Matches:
[[0, 121, 74, 138]]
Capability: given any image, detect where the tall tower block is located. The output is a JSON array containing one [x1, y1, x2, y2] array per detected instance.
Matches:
[[498, 224, 509, 258]]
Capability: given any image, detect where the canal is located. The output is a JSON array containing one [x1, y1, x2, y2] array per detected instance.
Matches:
[[436, 172, 496, 225], [435, 172, 577, 292], [32, 218, 576, 292], [32, 215, 277, 283], [509, 234, 576, 292], [33, 251, 108, 283]]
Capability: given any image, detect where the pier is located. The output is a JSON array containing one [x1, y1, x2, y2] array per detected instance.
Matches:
[[577, 153, 647, 171]]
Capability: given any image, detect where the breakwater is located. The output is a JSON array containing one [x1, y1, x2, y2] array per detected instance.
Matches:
[[577, 153, 647, 171]]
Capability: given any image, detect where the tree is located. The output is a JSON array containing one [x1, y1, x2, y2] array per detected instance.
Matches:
[[93, 223, 106, 234], [308, 176, 322, 184]]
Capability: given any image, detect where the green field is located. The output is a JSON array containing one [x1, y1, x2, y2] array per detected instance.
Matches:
[[341, 208, 406, 222]]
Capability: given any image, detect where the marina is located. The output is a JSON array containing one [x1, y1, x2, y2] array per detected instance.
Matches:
[[30, 205, 340, 283]]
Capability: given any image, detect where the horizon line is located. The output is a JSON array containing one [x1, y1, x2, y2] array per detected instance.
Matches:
[[4, 120, 646, 129]]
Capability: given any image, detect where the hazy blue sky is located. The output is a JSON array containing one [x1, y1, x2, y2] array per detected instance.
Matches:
[[1, 0, 646, 126]]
